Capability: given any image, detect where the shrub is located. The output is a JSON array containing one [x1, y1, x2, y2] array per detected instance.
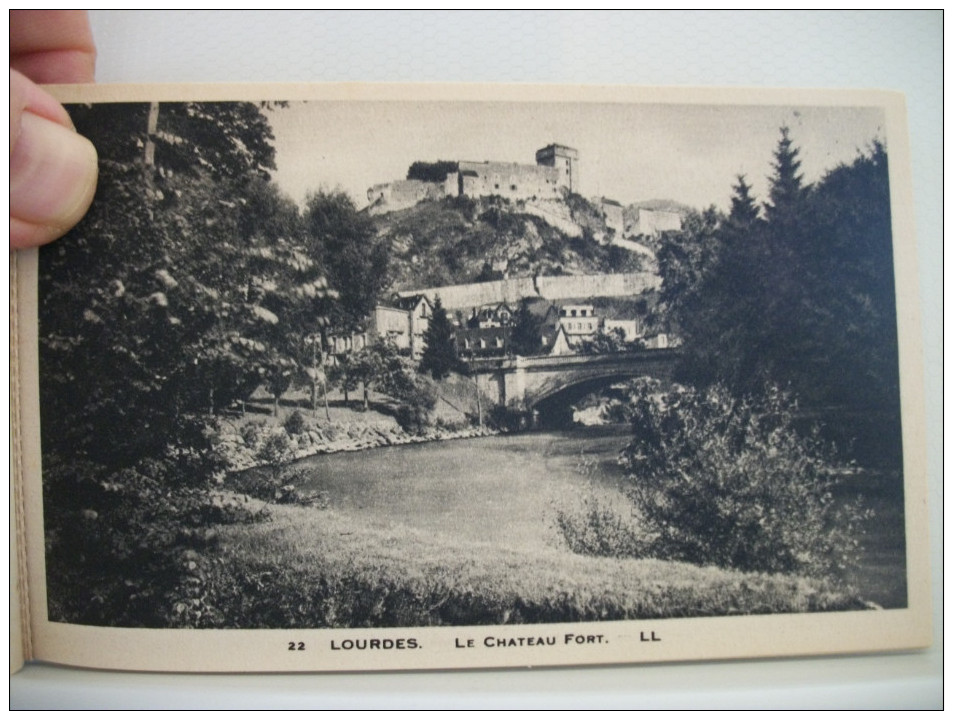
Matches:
[[283, 409, 308, 435], [619, 381, 869, 578], [488, 402, 534, 432], [42, 451, 254, 626], [393, 376, 438, 434], [553, 464, 655, 559], [240, 420, 265, 448]]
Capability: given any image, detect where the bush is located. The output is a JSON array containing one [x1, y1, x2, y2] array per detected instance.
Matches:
[[553, 463, 655, 559], [240, 420, 265, 448], [618, 381, 869, 578], [488, 403, 534, 432], [282, 409, 308, 435]]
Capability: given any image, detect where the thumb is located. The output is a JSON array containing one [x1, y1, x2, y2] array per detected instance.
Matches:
[[10, 69, 98, 249]]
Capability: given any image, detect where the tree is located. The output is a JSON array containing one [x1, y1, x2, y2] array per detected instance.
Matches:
[[662, 132, 901, 464], [39, 100, 343, 469], [764, 125, 806, 222], [581, 327, 628, 355], [407, 160, 458, 182], [38, 100, 336, 623], [509, 299, 542, 356], [302, 191, 389, 333], [654, 205, 724, 337], [726, 174, 761, 233], [419, 296, 458, 379]]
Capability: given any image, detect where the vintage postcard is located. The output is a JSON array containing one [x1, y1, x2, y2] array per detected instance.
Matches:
[[12, 83, 929, 673]]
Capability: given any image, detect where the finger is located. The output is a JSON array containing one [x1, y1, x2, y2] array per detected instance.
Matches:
[[10, 71, 98, 249], [9, 10, 96, 84], [10, 69, 75, 148]]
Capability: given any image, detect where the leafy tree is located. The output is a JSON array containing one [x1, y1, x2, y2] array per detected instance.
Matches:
[[419, 295, 458, 379], [328, 352, 359, 406], [39, 100, 337, 624], [654, 205, 724, 336], [581, 327, 628, 355], [407, 160, 458, 182], [39, 101, 318, 469], [302, 190, 389, 332], [474, 261, 504, 283]]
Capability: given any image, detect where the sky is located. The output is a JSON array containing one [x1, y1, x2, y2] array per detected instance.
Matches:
[[267, 99, 886, 213]]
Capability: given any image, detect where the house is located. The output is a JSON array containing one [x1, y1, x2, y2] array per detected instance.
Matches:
[[369, 293, 433, 358], [454, 325, 510, 359], [468, 302, 514, 329], [603, 317, 642, 342], [557, 304, 600, 346], [547, 325, 574, 355]]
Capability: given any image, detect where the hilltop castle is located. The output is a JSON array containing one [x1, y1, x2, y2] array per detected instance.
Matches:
[[367, 143, 579, 214]]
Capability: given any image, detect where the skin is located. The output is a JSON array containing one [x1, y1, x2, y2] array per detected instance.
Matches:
[[10, 10, 99, 249]]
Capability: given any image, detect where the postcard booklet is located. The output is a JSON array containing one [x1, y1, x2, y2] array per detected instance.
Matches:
[[11, 83, 930, 673]]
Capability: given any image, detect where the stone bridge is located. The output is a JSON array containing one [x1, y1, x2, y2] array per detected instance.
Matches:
[[469, 349, 680, 413]]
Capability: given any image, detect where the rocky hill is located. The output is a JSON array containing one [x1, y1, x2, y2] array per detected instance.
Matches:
[[371, 194, 652, 292]]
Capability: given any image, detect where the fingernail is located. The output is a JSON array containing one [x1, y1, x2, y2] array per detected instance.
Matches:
[[10, 110, 98, 248]]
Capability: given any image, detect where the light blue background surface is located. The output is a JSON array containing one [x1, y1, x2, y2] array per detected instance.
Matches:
[[13, 10, 942, 709]]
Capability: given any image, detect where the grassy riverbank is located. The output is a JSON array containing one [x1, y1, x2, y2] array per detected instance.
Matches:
[[184, 428, 878, 628], [202, 502, 867, 628]]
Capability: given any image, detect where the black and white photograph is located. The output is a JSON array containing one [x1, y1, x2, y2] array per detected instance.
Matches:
[[17, 84, 929, 672]]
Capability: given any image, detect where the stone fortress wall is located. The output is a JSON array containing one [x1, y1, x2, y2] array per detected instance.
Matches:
[[399, 271, 661, 312], [367, 143, 579, 215]]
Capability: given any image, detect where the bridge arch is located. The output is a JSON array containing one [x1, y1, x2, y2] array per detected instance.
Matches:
[[530, 372, 661, 428], [469, 349, 680, 423]]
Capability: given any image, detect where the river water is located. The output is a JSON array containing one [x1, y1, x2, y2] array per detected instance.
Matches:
[[293, 425, 633, 551]]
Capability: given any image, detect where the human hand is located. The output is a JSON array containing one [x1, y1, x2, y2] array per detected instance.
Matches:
[[10, 10, 98, 249]]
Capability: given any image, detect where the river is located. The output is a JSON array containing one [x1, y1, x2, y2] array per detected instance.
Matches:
[[293, 425, 633, 551]]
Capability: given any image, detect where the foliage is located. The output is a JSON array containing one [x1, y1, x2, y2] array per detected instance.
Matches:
[[394, 377, 439, 434], [327, 352, 359, 405], [656, 131, 901, 465], [302, 190, 389, 331], [509, 299, 542, 355], [617, 381, 870, 578], [40, 101, 335, 469], [419, 295, 459, 379], [653, 205, 723, 334], [726, 173, 761, 233], [474, 261, 504, 283], [282, 409, 308, 435], [42, 452, 258, 627], [553, 467, 653, 559], [580, 327, 629, 354], [764, 125, 805, 223], [407, 160, 459, 182], [39, 100, 339, 624]]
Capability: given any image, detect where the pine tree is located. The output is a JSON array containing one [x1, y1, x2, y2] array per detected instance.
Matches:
[[419, 295, 458, 379], [727, 174, 761, 231], [764, 126, 805, 222], [510, 299, 542, 356]]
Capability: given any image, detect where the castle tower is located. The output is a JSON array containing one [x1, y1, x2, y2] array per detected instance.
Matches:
[[535, 143, 579, 194]]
